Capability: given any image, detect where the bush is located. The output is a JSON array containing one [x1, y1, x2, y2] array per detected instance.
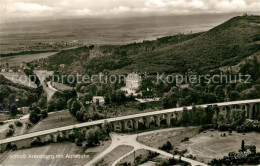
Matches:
[[57, 132, 66, 142], [31, 137, 42, 147], [5, 143, 17, 150], [15, 121, 23, 127], [75, 138, 83, 146], [147, 151, 159, 160], [181, 137, 189, 142], [159, 141, 173, 152], [9, 124, 14, 129], [6, 129, 14, 137], [218, 124, 229, 131]]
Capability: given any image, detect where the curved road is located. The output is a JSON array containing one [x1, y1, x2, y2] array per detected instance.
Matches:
[[34, 70, 57, 101], [85, 129, 207, 166]]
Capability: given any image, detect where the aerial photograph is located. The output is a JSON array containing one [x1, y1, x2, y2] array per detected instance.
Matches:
[[0, 0, 260, 165]]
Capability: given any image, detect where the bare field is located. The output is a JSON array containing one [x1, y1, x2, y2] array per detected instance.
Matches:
[[1, 72, 37, 88], [97, 145, 134, 165], [84, 140, 112, 163], [53, 82, 73, 91], [137, 127, 199, 149], [117, 149, 149, 165], [29, 110, 77, 133], [1, 142, 87, 166], [179, 131, 260, 163], [116, 149, 168, 166]]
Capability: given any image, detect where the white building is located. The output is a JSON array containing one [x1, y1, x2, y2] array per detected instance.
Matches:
[[125, 73, 142, 90], [92, 96, 105, 105]]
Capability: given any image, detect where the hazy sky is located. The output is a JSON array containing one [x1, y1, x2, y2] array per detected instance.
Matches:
[[1, 0, 260, 22]]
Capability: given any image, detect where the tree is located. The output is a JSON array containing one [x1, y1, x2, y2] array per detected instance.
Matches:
[[38, 94, 47, 109], [76, 110, 84, 122], [41, 110, 48, 119], [104, 94, 110, 104], [84, 93, 93, 104], [181, 107, 190, 126], [202, 92, 217, 103], [214, 85, 224, 101], [162, 97, 170, 109], [47, 100, 56, 112], [70, 100, 81, 116], [102, 120, 113, 135], [241, 140, 245, 152], [86, 127, 102, 146], [56, 98, 66, 110], [10, 103, 17, 116], [228, 91, 240, 101], [116, 90, 126, 104], [159, 141, 173, 152], [8, 94, 16, 104], [67, 98, 75, 110], [15, 121, 23, 127], [89, 45, 94, 50], [29, 110, 41, 124], [204, 106, 214, 124]]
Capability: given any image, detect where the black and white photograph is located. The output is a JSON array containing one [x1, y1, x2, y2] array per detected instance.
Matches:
[[0, 0, 260, 165]]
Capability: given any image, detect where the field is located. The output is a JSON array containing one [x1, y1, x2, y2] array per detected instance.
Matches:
[[97, 145, 134, 165], [0, 52, 57, 67], [137, 127, 260, 164], [53, 82, 73, 91], [117, 149, 168, 166], [1, 142, 87, 166], [137, 127, 199, 149], [84, 140, 112, 163], [29, 110, 77, 133], [1, 72, 37, 88], [178, 131, 260, 163]]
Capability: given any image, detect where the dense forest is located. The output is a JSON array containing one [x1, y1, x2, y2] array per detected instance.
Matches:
[[0, 75, 42, 115]]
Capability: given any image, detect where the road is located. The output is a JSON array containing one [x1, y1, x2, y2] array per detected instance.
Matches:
[[3, 114, 29, 123], [85, 129, 207, 166], [0, 98, 260, 145], [34, 70, 57, 101]]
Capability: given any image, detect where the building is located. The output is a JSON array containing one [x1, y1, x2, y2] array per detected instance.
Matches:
[[125, 73, 142, 90], [18, 107, 30, 114], [92, 96, 105, 105], [59, 64, 65, 68]]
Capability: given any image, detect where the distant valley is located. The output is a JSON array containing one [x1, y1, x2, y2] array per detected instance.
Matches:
[[0, 13, 238, 54]]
